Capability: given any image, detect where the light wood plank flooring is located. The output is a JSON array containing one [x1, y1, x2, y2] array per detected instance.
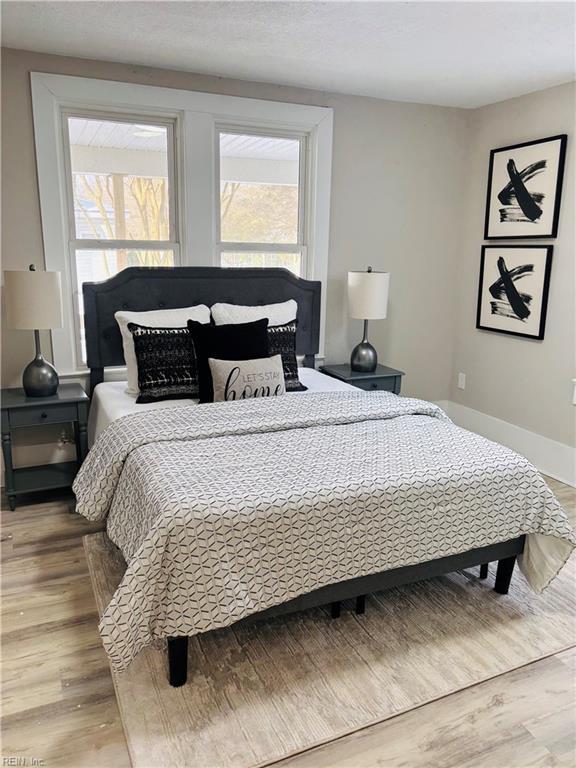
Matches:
[[1, 477, 574, 768]]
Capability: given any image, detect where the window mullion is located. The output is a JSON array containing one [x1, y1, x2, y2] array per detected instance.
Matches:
[[181, 111, 215, 267]]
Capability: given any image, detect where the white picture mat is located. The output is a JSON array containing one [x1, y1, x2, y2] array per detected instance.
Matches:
[[478, 247, 550, 337], [486, 138, 563, 238]]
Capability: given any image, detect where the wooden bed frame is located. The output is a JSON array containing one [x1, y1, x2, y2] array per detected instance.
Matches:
[[83, 266, 526, 687]]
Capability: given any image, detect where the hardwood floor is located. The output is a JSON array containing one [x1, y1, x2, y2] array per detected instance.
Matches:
[[1, 477, 574, 768], [1, 492, 130, 767]]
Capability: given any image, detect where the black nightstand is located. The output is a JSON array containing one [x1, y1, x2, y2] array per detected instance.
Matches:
[[1, 383, 89, 510], [320, 364, 404, 394]]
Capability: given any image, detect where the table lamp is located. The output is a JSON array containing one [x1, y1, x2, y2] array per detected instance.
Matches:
[[348, 266, 390, 373], [4, 264, 64, 397]]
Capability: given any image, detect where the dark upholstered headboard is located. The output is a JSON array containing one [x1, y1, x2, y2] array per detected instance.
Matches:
[[83, 266, 321, 393]]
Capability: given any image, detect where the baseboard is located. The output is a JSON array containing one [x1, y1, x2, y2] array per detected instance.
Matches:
[[436, 400, 576, 488]]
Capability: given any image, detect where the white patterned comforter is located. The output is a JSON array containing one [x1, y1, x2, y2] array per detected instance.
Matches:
[[73, 391, 575, 671]]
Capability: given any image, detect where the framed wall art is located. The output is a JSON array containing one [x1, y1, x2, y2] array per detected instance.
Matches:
[[484, 135, 567, 239], [476, 245, 553, 340]]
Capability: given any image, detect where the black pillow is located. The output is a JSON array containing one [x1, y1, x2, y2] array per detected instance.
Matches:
[[187, 318, 270, 403], [128, 323, 199, 404], [268, 321, 307, 392]]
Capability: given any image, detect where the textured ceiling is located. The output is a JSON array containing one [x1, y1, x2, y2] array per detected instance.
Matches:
[[2, 1, 575, 108]]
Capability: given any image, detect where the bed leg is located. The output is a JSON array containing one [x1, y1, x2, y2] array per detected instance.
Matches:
[[479, 563, 489, 579], [355, 595, 366, 615], [331, 601, 341, 619], [168, 636, 188, 687], [494, 556, 516, 595]]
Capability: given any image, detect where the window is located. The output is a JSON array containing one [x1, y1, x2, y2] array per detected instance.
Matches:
[[31, 74, 332, 374], [218, 131, 305, 276], [64, 114, 178, 362]]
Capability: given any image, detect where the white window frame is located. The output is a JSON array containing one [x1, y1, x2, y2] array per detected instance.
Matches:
[[31, 73, 333, 376], [216, 126, 308, 277], [62, 109, 180, 368]]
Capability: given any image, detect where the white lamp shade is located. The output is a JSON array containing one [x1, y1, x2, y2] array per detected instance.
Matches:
[[4, 269, 64, 330], [348, 270, 390, 320]]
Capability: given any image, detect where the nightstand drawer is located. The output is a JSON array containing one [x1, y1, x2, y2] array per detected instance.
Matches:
[[353, 378, 398, 392], [9, 404, 77, 427]]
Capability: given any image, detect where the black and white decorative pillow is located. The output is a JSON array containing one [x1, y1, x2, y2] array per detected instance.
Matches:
[[208, 355, 286, 402], [128, 323, 199, 404], [187, 318, 270, 403], [268, 321, 308, 392]]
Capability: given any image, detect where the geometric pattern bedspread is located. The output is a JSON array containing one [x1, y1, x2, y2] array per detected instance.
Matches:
[[73, 391, 576, 671]]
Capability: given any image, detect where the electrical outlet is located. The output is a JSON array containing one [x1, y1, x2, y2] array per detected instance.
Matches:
[[457, 372, 466, 390]]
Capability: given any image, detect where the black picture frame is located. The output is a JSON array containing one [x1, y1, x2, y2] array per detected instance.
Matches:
[[476, 245, 553, 341], [484, 135, 567, 240]]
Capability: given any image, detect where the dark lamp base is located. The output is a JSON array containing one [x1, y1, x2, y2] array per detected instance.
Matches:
[[22, 354, 59, 397], [350, 340, 378, 373]]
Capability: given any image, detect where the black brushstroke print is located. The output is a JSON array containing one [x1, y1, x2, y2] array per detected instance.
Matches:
[[498, 158, 546, 223], [489, 263, 533, 303], [498, 160, 546, 204], [488, 301, 528, 320], [504, 160, 543, 220], [488, 257, 532, 321], [499, 201, 545, 223]]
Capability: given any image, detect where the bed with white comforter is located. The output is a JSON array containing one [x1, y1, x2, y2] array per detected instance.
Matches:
[[74, 390, 575, 672]]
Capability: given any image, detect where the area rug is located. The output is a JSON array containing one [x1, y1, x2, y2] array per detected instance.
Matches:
[[84, 532, 576, 768]]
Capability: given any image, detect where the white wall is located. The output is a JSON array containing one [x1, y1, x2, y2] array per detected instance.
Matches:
[[452, 82, 575, 448], [325, 96, 470, 400]]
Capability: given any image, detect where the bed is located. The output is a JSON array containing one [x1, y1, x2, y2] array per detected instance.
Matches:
[[75, 266, 575, 686]]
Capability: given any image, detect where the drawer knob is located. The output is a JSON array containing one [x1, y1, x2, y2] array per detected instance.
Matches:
[[40, 412, 48, 419], [371, 383, 378, 389]]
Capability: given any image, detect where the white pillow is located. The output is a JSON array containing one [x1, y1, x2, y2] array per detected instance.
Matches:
[[208, 355, 286, 402], [211, 299, 297, 327], [115, 305, 210, 395]]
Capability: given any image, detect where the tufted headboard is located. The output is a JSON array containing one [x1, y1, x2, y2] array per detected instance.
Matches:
[[83, 266, 321, 394]]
